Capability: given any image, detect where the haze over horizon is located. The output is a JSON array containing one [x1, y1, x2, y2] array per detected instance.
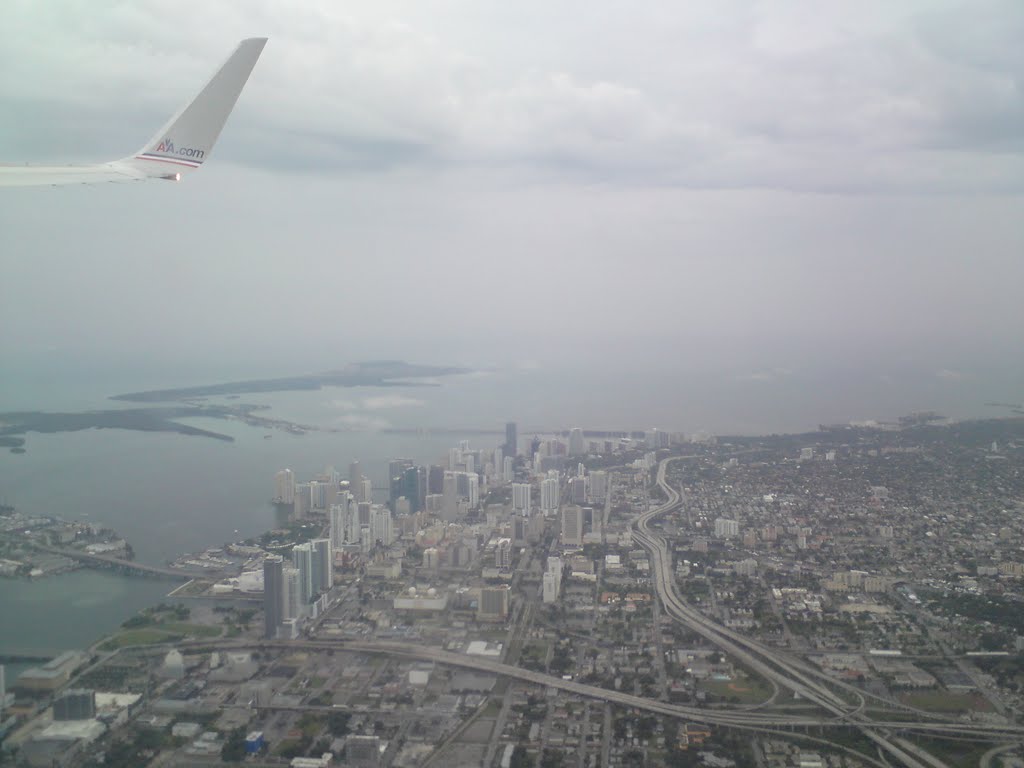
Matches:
[[2, 1, 1022, 401]]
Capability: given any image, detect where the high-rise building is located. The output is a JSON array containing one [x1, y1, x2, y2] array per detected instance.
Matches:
[[263, 556, 284, 639], [496, 538, 512, 569], [512, 483, 531, 512], [422, 547, 440, 570], [371, 507, 394, 546], [590, 470, 608, 502], [309, 481, 326, 510], [442, 471, 478, 521], [389, 459, 415, 510], [293, 483, 311, 519], [505, 422, 518, 457], [360, 477, 373, 504], [541, 477, 560, 511], [330, 492, 355, 549], [442, 471, 459, 521], [561, 506, 583, 546], [357, 501, 372, 526], [542, 571, 559, 603], [502, 456, 514, 484], [448, 447, 462, 470], [282, 566, 301, 620], [569, 476, 588, 505], [292, 543, 314, 605], [349, 461, 363, 500], [274, 469, 295, 504], [547, 555, 563, 588], [493, 447, 504, 481], [346, 499, 362, 543], [568, 428, 585, 456], [511, 515, 529, 546], [428, 464, 445, 494], [402, 465, 425, 513], [311, 538, 332, 592]]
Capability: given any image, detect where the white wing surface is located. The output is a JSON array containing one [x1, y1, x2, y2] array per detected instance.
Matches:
[[0, 38, 266, 188]]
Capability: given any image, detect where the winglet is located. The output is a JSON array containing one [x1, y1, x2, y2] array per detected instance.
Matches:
[[129, 37, 267, 173]]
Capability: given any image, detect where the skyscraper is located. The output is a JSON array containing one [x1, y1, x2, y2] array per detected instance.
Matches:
[[544, 556, 563, 603], [349, 461, 363, 500], [541, 477, 560, 512], [505, 422, 517, 457], [311, 538, 332, 593], [293, 483, 311, 519], [282, 566, 301, 620], [263, 556, 284, 639], [274, 469, 295, 505], [496, 538, 512, 569], [402, 465, 425, 513], [389, 459, 415, 510], [561, 506, 583, 546], [330, 492, 354, 549], [292, 543, 314, 605], [371, 507, 394, 546], [590, 470, 609, 503], [448, 446, 462, 470], [309, 481, 326, 510], [512, 483, 531, 512], [543, 571, 559, 603], [492, 447, 504, 480], [442, 471, 459, 521], [569, 476, 588, 505], [512, 515, 529, 546], [442, 471, 479, 520], [568, 428, 585, 457]]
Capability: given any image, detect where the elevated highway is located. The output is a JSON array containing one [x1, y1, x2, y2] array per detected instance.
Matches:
[[629, 456, 1021, 768], [31, 543, 230, 580], [174, 638, 1024, 743]]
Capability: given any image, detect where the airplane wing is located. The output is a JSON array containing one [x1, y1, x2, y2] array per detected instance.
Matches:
[[0, 37, 266, 188]]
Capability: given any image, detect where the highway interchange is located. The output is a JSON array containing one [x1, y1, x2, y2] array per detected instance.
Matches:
[[631, 456, 1024, 768], [152, 456, 1024, 766]]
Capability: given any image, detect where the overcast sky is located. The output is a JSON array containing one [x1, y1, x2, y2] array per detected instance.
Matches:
[[1, 0, 1022, 384]]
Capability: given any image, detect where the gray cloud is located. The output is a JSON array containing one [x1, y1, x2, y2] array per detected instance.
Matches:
[[3, 1, 1024, 191], [1, 0, 1023, 391]]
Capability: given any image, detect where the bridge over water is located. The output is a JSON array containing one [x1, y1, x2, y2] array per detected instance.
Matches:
[[33, 544, 231, 581], [0, 648, 61, 664]]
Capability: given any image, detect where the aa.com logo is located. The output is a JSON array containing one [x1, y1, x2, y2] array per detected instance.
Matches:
[[154, 139, 205, 160]]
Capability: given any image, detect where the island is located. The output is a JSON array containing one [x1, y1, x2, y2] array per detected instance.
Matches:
[[0, 360, 473, 453], [110, 360, 470, 402]]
